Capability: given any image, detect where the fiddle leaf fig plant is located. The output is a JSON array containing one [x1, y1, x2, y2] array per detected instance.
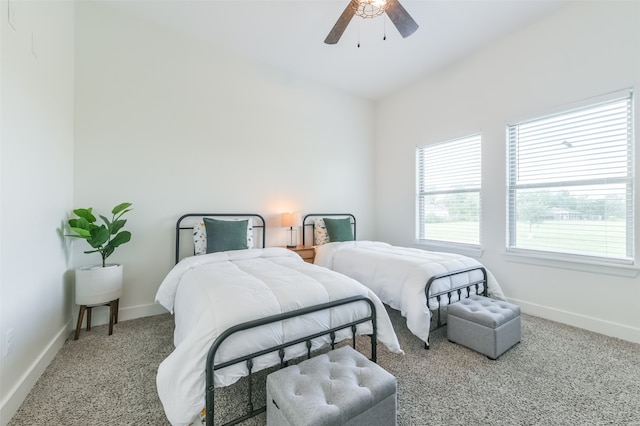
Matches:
[[67, 202, 133, 267]]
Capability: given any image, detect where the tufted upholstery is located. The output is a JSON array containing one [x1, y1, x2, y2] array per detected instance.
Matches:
[[449, 295, 521, 328], [266, 346, 397, 426], [448, 295, 521, 359]]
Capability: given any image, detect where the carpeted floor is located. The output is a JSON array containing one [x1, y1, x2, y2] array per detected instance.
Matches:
[[8, 306, 640, 425]]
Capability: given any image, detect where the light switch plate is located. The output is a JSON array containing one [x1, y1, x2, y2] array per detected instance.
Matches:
[[3, 329, 14, 357], [31, 31, 37, 58]]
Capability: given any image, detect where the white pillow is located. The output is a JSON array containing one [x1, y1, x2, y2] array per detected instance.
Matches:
[[193, 219, 254, 255], [314, 218, 329, 246]]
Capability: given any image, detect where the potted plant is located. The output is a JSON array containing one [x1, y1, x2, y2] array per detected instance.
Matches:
[[67, 202, 132, 307]]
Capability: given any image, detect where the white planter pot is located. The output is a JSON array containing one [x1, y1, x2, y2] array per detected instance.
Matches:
[[75, 264, 123, 306]]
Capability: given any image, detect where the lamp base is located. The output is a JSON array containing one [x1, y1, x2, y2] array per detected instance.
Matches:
[[286, 227, 297, 249]]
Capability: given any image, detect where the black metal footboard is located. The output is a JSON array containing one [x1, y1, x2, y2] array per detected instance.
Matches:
[[205, 295, 378, 426], [423, 266, 488, 349]]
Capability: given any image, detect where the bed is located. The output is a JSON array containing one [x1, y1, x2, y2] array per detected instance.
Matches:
[[302, 213, 506, 349], [155, 213, 402, 426]]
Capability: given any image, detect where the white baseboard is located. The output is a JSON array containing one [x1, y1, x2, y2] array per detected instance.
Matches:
[[0, 321, 69, 426], [1, 303, 169, 426], [72, 302, 170, 331], [510, 298, 640, 345], [119, 301, 170, 322]]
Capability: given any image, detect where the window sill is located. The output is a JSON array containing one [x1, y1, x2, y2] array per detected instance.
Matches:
[[413, 240, 484, 258], [502, 250, 639, 278]]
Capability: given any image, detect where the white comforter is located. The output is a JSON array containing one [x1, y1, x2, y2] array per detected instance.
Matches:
[[155, 247, 402, 426], [314, 241, 506, 345]]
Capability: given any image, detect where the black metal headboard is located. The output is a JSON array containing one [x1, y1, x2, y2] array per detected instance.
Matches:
[[175, 213, 266, 264], [302, 213, 356, 246]]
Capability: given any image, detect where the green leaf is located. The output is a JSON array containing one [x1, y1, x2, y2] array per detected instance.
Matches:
[[112, 203, 132, 215], [111, 219, 126, 234], [73, 208, 96, 223], [100, 215, 114, 234], [68, 227, 91, 238], [103, 245, 115, 259], [69, 217, 91, 231], [110, 231, 131, 248], [100, 215, 112, 228], [89, 226, 109, 248]]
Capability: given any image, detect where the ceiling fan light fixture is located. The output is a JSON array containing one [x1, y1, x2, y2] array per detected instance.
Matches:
[[352, 0, 390, 19], [324, 0, 418, 44]]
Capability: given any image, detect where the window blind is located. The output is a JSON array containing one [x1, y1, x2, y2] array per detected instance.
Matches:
[[416, 134, 481, 245], [507, 90, 633, 261]]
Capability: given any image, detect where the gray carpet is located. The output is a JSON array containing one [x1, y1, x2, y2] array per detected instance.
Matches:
[[8, 306, 640, 425]]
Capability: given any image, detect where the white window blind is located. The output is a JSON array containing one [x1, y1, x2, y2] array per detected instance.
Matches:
[[507, 90, 634, 261], [416, 134, 481, 245]]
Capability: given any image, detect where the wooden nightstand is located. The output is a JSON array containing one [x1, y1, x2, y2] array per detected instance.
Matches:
[[286, 245, 316, 263]]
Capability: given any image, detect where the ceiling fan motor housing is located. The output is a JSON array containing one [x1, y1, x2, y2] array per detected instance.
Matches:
[[353, 0, 390, 19]]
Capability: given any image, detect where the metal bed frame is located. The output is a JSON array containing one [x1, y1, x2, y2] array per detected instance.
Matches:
[[173, 213, 379, 426], [206, 296, 377, 426], [175, 213, 266, 264], [302, 213, 488, 349]]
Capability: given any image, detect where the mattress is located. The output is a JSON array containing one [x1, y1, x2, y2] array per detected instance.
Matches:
[[155, 247, 402, 426], [314, 240, 506, 345]]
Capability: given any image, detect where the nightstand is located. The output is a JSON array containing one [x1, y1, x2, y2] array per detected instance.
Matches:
[[286, 245, 316, 263]]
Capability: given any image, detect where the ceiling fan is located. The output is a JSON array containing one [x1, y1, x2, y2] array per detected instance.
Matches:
[[325, 0, 419, 45]]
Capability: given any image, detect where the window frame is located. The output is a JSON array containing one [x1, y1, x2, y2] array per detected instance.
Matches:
[[506, 89, 635, 266], [415, 133, 482, 249]]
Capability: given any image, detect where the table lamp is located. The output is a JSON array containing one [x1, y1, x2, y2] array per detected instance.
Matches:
[[281, 212, 300, 248]]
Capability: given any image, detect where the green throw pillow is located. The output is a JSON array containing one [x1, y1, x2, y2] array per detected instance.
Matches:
[[323, 217, 354, 242], [203, 218, 249, 253]]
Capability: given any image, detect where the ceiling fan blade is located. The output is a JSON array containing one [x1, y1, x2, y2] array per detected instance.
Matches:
[[324, 0, 357, 44], [385, 0, 419, 38]]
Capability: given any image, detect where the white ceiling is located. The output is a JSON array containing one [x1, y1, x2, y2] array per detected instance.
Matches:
[[100, 0, 569, 100]]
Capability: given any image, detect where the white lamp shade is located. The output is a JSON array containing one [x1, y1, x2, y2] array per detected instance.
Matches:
[[75, 264, 123, 306], [281, 212, 301, 228]]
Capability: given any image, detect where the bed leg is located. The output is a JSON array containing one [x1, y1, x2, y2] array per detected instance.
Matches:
[[424, 338, 430, 350]]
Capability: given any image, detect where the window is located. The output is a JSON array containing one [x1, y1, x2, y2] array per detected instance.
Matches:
[[416, 134, 481, 246], [507, 90, 634, 262]]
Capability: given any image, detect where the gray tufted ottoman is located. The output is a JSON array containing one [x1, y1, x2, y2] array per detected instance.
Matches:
[[447, 295, 521, 360], [266, 345, 397, 426]]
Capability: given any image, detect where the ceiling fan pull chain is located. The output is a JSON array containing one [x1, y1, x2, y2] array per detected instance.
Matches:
[[383, 15, 387, 40], [357, 19, 361, 48]]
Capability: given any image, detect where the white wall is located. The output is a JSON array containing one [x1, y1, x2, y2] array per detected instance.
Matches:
[[73, 2, 377, 324], [375, 1, 640, 343], [3, 1, 637, 423], [0, 1, 75, 423]]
